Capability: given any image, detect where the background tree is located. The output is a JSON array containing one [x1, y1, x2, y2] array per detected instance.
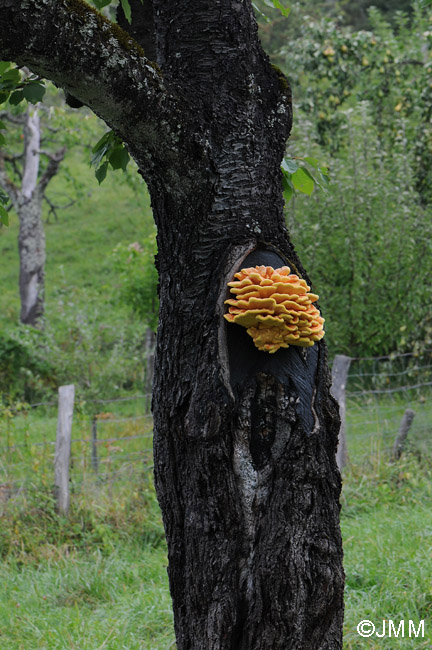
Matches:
[[280, 2, 432, 355], [0, 88, 66, 326], [0, 2, 344, 648]]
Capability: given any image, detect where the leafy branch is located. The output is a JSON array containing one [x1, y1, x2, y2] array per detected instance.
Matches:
[[91, 131, 131, 184], [281, 156, 329, 204], [0, 62, 46, 108]]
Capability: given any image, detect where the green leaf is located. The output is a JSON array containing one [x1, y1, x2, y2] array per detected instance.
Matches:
[[91, 131, 115, 168], [318, 170, 330, 187], [0, 133, 5, 146], [272, 0, 290, 16], [109, 146, 130, 171], [0, 91, 9, 104], [0, 120, 6, 130], [0, 62, 10, 75], [252, 2, 271, 22], [303, 157, 320, 169], [282, 157, 299, 174], [1, 68, 20, 84], [0, 205, 9, 227], [281, 171, 295, 203], [264, 0, 290, 16], [120, 0, 132, 23], [283, 184, 294, 203], [8, 89, 24, 105], [95, 161, 109, 185], [92, 0, 111, 8], [22, 82, 46, 104], [291, 167, 315, 195]]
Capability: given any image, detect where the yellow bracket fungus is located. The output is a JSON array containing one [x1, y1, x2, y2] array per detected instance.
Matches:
[[224, 265, 325, 354]]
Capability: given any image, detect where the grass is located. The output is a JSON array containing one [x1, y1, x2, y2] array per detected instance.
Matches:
[[0, 399, 154, 489], [1, 416, 432, 648], [342, 455, 432, 648], [0, 471, 175, 649], [0, 547, 175, 650]]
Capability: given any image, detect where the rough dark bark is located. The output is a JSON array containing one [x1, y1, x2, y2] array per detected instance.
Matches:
[[0, 1, 345, 647]]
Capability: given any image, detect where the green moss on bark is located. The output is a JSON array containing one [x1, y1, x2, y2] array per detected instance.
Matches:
[[271, 64, 290, 93], [64, 0, 145, 58]]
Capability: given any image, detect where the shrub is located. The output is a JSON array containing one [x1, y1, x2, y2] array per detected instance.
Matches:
[[0, 327, 56, 402]]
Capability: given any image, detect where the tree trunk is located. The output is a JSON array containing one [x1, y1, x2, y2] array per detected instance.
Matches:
[[0, 105, 65, 326], [18, 107, 46, 326], [147, 5, 344, 648], [152, 199, 344, 650], [0, 2, 345, 647], [18, 197, 46, 325]]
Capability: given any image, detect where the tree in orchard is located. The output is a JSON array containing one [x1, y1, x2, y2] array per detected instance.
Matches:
[[0, 1, 344, 647], [0, 84, 65, 325]]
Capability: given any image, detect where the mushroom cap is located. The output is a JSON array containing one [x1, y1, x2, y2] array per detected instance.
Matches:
[[224, 265, 324, 353]]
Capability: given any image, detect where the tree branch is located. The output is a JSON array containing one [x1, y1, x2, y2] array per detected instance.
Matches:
[[37, 147, 66, 196], [43, 193, 77, 223], [117, 0, 156, 60], [0, 111, 26, 125], [0, 0, 196, 183]]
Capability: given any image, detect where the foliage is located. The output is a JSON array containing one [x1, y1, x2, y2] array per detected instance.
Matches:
[[0, 61, 45, 107], [283, 2, 432, 356], [109, 235, 159, 332], [91, 129, 131, 184], [45, 287, 150, 401], [91, 0, 133, 22], [285, 4, 432, 200], [0, 328, 57, 402], [0, 474, 164, 561], [281, 155, 329, 202], [341, 0, 415, 30]]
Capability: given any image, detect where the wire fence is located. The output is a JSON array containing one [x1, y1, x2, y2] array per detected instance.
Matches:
[[0, 392, 154, 505], [1, 350, 431, 507], [344, 351, 432, 462]]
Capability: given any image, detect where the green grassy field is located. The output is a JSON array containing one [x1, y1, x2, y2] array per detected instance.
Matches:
[[1, 406, 431, 649]]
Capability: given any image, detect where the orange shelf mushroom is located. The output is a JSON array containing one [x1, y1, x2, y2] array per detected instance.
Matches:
[[224, 265, 325, 353]]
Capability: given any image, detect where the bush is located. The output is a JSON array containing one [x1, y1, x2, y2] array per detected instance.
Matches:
[[0, 474, 165, 562], [283, 3, 432, 355], [109, 234, 159, 332], [0, 327, 57, 402]]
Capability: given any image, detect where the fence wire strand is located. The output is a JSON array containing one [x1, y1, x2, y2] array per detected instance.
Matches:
[[2, 354, 431, 500]]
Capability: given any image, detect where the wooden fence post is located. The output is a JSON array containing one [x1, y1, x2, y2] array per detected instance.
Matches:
[[54, 384, 75, 515], [91, 416, 99, 473], [392, 408, 416, 460], [331, 355, 352, 472]]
